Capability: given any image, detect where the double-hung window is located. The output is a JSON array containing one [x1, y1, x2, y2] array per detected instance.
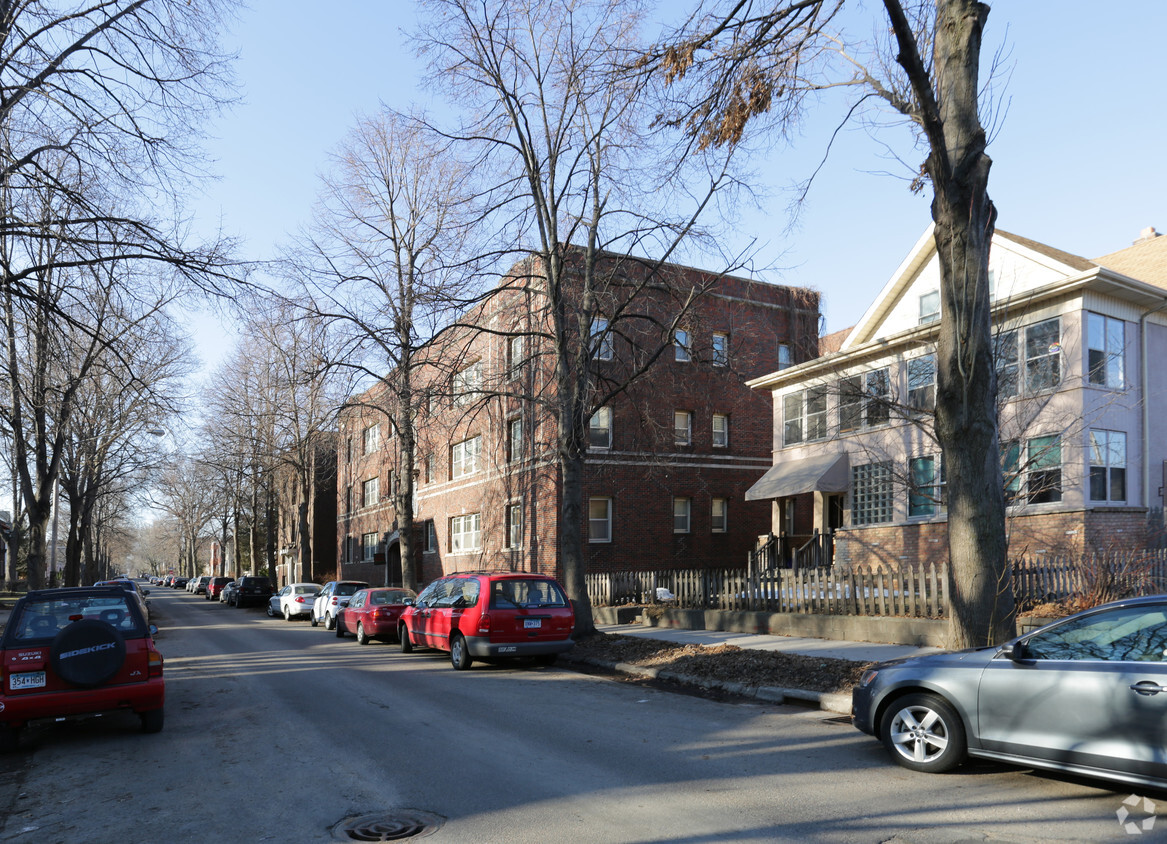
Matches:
[[674, 410, 692, 446], [1024, 319, 1061, 392], [840, 369, 889, 432], [711, 498, 727, 533], [908, 456, 945, 517], [674, 329, 691, 362], [712, 333, 728, 366], [453, 362, 482, 406], [588, 497, 612, 543], [508, 335, 524, 379], [425, 521, 437, 553], [1088, 313, 1125, 388], [673, 497, 691, 533], [591, 317, 613, 361], [451, 436, 481, 479], [589, 407, 612, 449], [449, 514, 481, 553], [783, 387, 827, 445], [508, 417, 523, 463], [907, 355, 936, 414], [363, 423, 380, 454], [712, 413, 729, 448], [1089, 429, 1126, 502], [362, 477, 379, 508], [362, 533, 379, 562], [919, 290, 940, 324], [506, 503, 523, 549], [1026, 435, 1062, 504]]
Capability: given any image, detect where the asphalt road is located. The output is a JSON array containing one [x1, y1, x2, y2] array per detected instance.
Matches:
[[0, 587, 1156, 843]]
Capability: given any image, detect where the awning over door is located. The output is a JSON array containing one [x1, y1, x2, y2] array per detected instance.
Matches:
[[744, 453, 850, 501]]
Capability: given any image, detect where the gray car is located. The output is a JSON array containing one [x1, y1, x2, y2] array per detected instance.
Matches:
[[852, 594, 1167, 790]]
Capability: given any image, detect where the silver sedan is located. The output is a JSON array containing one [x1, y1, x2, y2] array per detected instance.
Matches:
[[269, 583, 321, 621], [852, 594, 1167, 791]]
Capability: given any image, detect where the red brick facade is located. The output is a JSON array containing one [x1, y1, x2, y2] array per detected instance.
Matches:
[[336, 254, 819, 588]]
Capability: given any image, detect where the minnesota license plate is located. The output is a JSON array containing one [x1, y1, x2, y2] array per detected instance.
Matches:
[[10, 671, 45, 690], [523, 619, 542, 629]]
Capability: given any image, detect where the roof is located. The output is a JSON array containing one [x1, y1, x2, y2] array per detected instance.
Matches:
[[819, 327, 851, 356], [996, 230, 1097, 273], [1094, 232, 1167, 290]]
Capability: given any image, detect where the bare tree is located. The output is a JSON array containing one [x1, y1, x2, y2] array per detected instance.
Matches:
[[418, 0, 745, 635], [652, 0, 1013, 646]]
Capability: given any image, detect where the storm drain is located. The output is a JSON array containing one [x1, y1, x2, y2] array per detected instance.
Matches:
[[331, 810, 444, 841]]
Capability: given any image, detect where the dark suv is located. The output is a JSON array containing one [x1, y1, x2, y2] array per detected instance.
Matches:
[[232, 576, 273, 608], [0, 586, 165, 750]]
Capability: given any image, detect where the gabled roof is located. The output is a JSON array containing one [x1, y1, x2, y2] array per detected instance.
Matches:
[[1095, 231, 1167, 290]]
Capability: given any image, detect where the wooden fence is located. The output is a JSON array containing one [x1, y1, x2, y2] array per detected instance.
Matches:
[[585, 550, 1167, 618]]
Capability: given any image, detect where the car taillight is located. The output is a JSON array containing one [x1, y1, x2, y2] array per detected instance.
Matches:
[[477, 612, 491, 635], [295, 597, 307, 604], [330, 597, 339, 606], [148, 650, 164, 678]]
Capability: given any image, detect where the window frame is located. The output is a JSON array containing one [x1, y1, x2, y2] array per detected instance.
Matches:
[[908, 455, 946, 518], [783, 387, 827, 446], [589, 406, 612, 450], [1088, 312, 1125, 389], [362, 476, 380, 508], [508, 417, 523, 463], [449, 513, 481, 554], [839, 368, 890, 432], [907, 354, 936, 414], [851, 461, 894, 525], [450, 435, 482, 479], [711, 497, 728, 533], [453, 361, 482, 406], [1024, 318, 1062, 393], [508, 335, 524, 379], [918, 290, 940, 324], [673, 497, 691, 533], [588, 497, 612, 543], [506, 502, 523, 549], [674, 328, 691, 362], [712, 413, 729, 448], [1026, 434, 1063, 504], [361, 532, 379, 562], [712, 332, 728, 366], [591, 317, 613, 361], [425, 520, 437, 554], [674, 410, 693, 446], [1089, 429, 1127, 503], [363, 423, 380, 455]]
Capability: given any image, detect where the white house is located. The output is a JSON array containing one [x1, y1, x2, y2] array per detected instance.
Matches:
[[746, 225, 1167, 568]]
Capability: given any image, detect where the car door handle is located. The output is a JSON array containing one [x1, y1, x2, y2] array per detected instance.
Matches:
[[1129, 680, 1167, 696]]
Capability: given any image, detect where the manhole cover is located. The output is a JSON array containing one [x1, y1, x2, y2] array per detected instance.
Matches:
[[332, 810, 445, 841]]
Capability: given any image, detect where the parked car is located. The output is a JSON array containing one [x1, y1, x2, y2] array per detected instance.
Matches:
[[219, 580, 239, 604], [337, 587, 417, 644], [398, 571, 574, 669], [93, 579, 151, 620], [852, 594, 1167, 790], [311, 581, 369, 630], [0, 585, 165, 750], [269, 583, 322, 620], [230, 575, 273, 609], [206, 577, 232, 601], [171, 577, 188, 589], [192, 576, 211, 595]]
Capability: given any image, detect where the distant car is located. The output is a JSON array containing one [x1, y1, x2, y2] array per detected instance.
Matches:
[[337, 587, 417, 644], [398, 571, 574, 669], [93, 579, 151, 620], [192, 576, 211, 595], [206, 577, 232, 601], [852, 594, 1167, 790], [230, 575, 272, 608], [311, 581, 369, 630], [269, 583, 322, 620], [219, 581, 238, 604], [171, 577, 188, 589], [0, 586, 165, 750]]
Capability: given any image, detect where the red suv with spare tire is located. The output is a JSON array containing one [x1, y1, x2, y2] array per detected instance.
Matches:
[[0, 585, 165, 750], [398, 571, 575, 669]]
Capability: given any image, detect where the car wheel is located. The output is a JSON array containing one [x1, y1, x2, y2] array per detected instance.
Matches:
[[880, 692, 967, 773], [283, 606, 291, 622], [310, 612, 318, 627], [325, 613, 335, 631], [50, 620, 127, 688], [399, 625, 413, 653], [356, 623, 369, 646], [450, 634, 472, 670], [266, 602, 275, 617], [335, 619, 346, 638], [0, 725, 19, 753], [140, 708, 164, 734]]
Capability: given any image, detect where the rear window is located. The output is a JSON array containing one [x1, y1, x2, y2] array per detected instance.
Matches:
[[370, 590, 414, 605], [294, 585, 320, 596], [490, 579, 568, 609], [335, 583, 368, 597], [9, 594, 145, 642]]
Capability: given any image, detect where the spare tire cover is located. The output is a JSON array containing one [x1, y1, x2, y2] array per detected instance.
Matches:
[[50, 620, 126, 688]]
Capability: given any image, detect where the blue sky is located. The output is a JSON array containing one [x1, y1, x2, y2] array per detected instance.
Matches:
[[189, 0, 1167, 368]]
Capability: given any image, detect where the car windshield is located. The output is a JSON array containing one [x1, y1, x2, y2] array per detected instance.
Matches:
[[11, 594, 145, 641], [490, 579, 568, 609]]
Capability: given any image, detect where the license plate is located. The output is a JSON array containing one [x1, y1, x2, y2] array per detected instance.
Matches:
[[523, 619, 542, 629], [10, 671, 45, 690], [497, 646, 517, 653]]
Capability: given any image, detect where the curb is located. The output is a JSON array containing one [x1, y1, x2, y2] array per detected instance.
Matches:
[[562, 653, 852, 714]]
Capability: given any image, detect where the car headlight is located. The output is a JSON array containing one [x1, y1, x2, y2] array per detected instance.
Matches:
[[858, 668, 879, 688]]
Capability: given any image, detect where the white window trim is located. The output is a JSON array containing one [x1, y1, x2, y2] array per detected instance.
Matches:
[[449, 513, 481, 554], [712, 413, 728, 448], [673, 497, 691, 533], [588, 497, 612, 543], [674, 410, 692, 446]]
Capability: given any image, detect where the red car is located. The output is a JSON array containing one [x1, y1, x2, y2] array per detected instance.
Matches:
[[398, 571, 575, 669], [0, 586, 165, 750], [336, 588, 417, 644], [206, 577, 233, 601]]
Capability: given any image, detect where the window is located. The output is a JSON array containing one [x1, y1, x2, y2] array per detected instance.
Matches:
[[711, 498, 727, 533], [907, 355, 936, 413], [425, 521, 437, 553], [453, 362, 482, 406], [919, 290, 940, 324], [996, 328, 1020, 399], [1089, 429, 1127, 502], [362, 533, 379, 562], [712, 413, 729, 448], [778, 343, 792, 370], [362, 477, 379, 508], [1088, 313, 1125, 389], [674, 328, 691, 361], [425, 454, 434, 485], [345, 437, 352, 463], [449, 513, 481, 553], [1027, 435, 1062, 504], [508, 417, 523, 463], [588, 497, 612, 543], [839, 369, 889, 432], [363, 423, 380, 454], [451, 436, 482, 479], [508, 335, 524, 379], [712, 333, 728, 366], [1002, 440, 1021, 503], [386, 470, 395, 499], [589, 407, 612, 449], [783, 387, 827, 446], [673, 497, 691, 533], [851, 462, 893, 525], [909, 456, 945, 517], [506, 503, 522, 549], [345, 484, 353, 514], [1025, 318, 1061, 392], [591, 317, 613, 361], [674, 410, 692, 446]]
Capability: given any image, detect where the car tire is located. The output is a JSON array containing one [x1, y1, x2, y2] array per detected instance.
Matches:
[[266, 602, 275, 617], [879, 692, 967, 774], [325, 613, 335, 631], [0, 725, 19, 753], [356, 623, 369, 646], [450, 634, 472, 670], [399, 625, 413, 653], [50, 620, 127, 688], [140, 708, 164, 734], [336, 619, 346, 638], [283, 606, 292, 622], [310, 612, 318, 627]]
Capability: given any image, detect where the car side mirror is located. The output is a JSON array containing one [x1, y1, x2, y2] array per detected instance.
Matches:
[[1003, 641, 1033, 663], [402, 598, 413, 606], [149, 624, 159, 636]]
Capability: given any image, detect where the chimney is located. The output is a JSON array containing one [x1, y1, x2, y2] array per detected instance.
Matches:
[[1136, 226, 1161, 244]]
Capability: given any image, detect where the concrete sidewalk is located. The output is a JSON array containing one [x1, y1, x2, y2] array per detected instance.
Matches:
[[563, 623, 947, 714]]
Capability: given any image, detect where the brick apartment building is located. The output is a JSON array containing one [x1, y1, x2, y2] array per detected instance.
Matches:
[[336, 250, 820, 588]]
